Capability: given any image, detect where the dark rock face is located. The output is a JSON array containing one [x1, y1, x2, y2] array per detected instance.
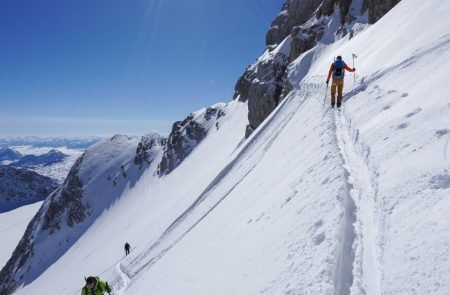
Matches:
[[237, 0, 333, 138], [368, 0, 401, 23], [41, 156, 86, 233], [266, 0, 323, 46], [158, 116, 206, 176], [134, 133, 166, 169], [236, 0, 401, 137], [0, 166, 58, 212], [243, 61, 288, 138], [267, 0, 366, 46], [204, 107, 225, 121], [158, 106, 225, 175]]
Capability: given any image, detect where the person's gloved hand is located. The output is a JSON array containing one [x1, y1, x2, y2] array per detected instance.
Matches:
[[105, 282, 112, 294], [326, 80, 329, 85], [353, 68, 356, 71]]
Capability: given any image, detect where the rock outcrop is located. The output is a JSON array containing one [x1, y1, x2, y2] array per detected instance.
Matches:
[[40, 156, 86, 233], [368, 0, 401, 23], [158, 104, 226, 175], [135, 133, 166, 169], [266, 0, 324, 46]]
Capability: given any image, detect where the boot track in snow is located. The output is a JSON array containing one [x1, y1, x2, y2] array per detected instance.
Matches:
[[332, 103, 381, 295]]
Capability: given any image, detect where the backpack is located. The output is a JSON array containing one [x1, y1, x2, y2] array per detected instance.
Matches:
[[333, 60, 345, 79]]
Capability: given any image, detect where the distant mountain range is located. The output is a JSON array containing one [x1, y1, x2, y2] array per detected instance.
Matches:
[[0, 148, 67, 167], [0, 147, 22, 162], [10, 149, 67, 167], [0, 136, 99, 180], [0, 136, 102, 149]]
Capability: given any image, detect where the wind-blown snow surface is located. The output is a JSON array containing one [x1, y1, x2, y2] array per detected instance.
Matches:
[[14, 0, 450, 294]]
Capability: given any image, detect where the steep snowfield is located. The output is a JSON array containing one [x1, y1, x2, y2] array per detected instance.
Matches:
[[11, 0, 450, 294], [0, 202, 42, 269]]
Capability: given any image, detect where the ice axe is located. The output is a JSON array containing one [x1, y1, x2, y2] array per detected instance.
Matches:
[[352, 53, 358, 85]]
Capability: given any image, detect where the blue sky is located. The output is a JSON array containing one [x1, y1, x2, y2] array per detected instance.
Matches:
[[0, 0, 284, 137]]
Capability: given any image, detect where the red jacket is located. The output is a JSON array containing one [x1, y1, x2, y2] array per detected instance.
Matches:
[[327, 62, 355, 81]]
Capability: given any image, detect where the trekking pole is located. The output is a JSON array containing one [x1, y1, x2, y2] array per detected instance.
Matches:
[[323, 81, 328, 107], [352, 53, 357, 86]]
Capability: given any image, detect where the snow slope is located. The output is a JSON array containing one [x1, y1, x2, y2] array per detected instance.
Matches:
[[121, 0, 448, 293], [8, 0, 450, 294], [0, 202, 42, 269]]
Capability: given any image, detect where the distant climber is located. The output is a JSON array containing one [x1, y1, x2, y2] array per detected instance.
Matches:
[[326, 56, 356, 108], [82, 276, 112, 295], [125, 242, 131, 256]]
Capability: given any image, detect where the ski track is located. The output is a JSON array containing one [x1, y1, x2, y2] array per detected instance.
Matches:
[[114, 263, 130, 295], [330, 97, 381, 294]]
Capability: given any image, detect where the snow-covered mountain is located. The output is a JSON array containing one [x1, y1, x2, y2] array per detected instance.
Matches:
[[0, 148, 22, 165], [0, 137, 98, 183], [0, 147, 83, 184], [10, 149, 67, 168], [2, 0, 450, 294], [0, 167, 58, 213]]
